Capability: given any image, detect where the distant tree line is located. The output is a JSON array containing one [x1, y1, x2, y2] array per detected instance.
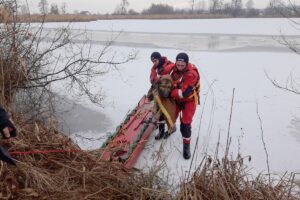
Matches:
[[19, 0, 88, 15], [110, 0, 300, 18], [18, 0, 300, 18], [36, 0, 67, 15], [112, 0, 259, 17]]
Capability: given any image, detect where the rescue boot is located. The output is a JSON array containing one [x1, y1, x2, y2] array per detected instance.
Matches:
[[155, 124, 165, 140], [183, 143, 191, 159], [180, 123, 191, 159]]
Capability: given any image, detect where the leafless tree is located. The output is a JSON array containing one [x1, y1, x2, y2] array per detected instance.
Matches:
[[114, 0, 130, 15], [190, 0, 195, 13], [0, 0, 136, 118], [128, 9, 139, 15], [60, 2, 66, 14], [231, 0, 243, 17], [210, 0, 218, 13], [50, 3, 59, 14], [245, 0, 254, 9], [209, 0, 224, 14], [196, 0, 207, 13], [245, 0, 259, 17], [269, 0, 300, 17], [142, 4, 174, 15], [266, 0, 300, 94], [38, 0, 48, 14], [19, 3, 29, 15], [223, 2, 232, 13]]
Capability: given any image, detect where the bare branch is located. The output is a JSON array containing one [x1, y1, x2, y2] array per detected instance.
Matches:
[[0, 0, 136, 116], [256, 101, 271, 183], [265, 70, 300, 95]]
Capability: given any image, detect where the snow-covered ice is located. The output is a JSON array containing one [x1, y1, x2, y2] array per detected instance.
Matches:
[[41, 18, 300, 36], [46, 18, 300, 186]]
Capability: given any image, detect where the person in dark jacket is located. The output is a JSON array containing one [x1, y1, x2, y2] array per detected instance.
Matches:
[[170, 52, 200, 159], [0, 106, 16, 139], [0, 106, 17, 165]]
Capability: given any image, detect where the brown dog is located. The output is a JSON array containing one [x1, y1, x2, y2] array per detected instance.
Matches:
[[152, 74, 177, 135]]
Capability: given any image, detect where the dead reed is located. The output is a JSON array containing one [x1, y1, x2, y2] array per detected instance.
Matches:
[[177, 154, 300, 200], [14, 14, 230, 23], [0, 113, 170, 200], [176, 88, 300, 200]]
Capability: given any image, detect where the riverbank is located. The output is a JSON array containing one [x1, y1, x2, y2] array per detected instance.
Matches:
[[11, 13, 296, 23]]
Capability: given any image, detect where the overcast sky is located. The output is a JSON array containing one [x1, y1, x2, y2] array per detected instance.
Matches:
[[26, 0, 271, 14]]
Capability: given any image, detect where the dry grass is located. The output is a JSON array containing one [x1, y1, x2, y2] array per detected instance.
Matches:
[[176, 88, 300, 200], [0, 56, 28, 107], [0, 12, 171, 199], [1, 7, 300, 199], [16, 14, 101, 23], [2, 115, 299, 200], [11, 14, 291, 23], [176, 156, 300, 200], [0, 113, 171, 200], [12, 14, 230, 23]]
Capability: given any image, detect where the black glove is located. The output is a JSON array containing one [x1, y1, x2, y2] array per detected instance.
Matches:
[[0, 107, 16, 139], [0, 146, 16, 165]]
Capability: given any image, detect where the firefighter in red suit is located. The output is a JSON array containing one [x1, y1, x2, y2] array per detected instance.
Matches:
[[170, 52, 200, 159], [148, 52, 176, 140], [149, 52, 173, 85]]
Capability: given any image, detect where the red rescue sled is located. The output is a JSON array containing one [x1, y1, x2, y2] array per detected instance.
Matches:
[[100, 95, 158, 168]]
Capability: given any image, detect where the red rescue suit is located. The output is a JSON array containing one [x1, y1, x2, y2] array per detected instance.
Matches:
[[170, 63, 200, 142], [150, 57, 174, 85]]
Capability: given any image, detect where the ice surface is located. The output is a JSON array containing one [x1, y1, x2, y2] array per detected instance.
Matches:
[[43, 19, 300, 186]]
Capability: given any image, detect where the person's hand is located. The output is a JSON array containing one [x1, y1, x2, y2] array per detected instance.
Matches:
[[2, 127, 10, 138], [1, 118, 16, 139]]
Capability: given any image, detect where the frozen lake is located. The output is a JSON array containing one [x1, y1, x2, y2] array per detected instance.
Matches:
[[43, 18, 300, 184], [39, 27, 300, 52], [38, 18, 300, 52]]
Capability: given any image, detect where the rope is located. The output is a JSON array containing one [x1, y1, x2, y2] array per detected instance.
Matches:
[[125, 117, 152, 162], [154, 94, 175, 132], [101, 125, 121, 148]]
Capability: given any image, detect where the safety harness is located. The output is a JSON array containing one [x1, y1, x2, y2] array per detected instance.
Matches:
[[189, 65, 201, 105], [171, 64, 200, 105]]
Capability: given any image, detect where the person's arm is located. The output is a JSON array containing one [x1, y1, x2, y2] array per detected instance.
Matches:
[[161, 62, 174, 75], [0, 106, 16, 139], [150, 66, 159, 84], [171, 71, 198, 100]]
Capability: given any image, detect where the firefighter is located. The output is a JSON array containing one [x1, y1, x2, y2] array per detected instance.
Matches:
[[170, 52, 200, 159], [149, 52, 174, 85], [148, 52, 175, 140]]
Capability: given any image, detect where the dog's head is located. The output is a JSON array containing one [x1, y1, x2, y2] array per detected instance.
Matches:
[[157, 74, 173, 98]]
